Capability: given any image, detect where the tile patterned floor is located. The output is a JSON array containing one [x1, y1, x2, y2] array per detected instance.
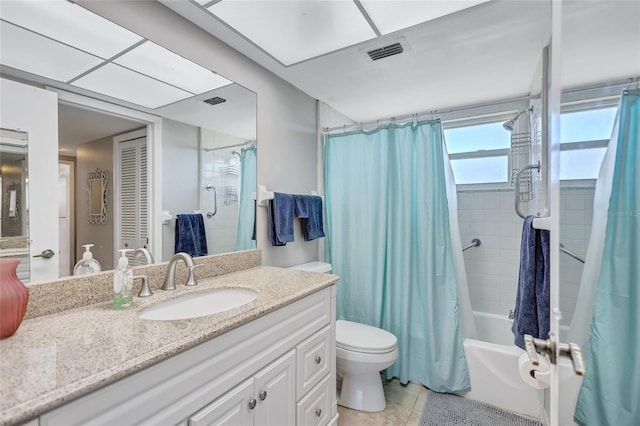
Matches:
[[337, 378, 428, 426]]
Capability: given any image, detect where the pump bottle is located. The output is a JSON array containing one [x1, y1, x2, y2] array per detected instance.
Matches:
[[73, 244, 102, 276], [113, 249, 134, 310]]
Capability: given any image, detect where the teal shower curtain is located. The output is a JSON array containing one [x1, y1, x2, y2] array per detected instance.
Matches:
[[236, 146, 256, 251], [325, 120, 470, 393], [574, 89, 640, 426]]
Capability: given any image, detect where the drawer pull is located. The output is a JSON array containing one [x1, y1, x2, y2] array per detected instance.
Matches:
[[248, 399, 257, 410], [315, 408, 322, 417], [315, 355, 322, 365], [259, 390, 267, 401]]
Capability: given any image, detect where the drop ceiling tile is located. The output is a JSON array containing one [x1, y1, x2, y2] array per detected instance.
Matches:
[[361, 0, 491, 35], [208, 0, 377, 65], [0, 0, 142, 59], [0, 22, 103, 82], [71, 63, 193, 109], [114, 41, 232, 94]]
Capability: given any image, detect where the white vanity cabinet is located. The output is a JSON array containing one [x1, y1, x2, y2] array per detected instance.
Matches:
[[38, 286, 337, 426], [188, 351, 296, 426]]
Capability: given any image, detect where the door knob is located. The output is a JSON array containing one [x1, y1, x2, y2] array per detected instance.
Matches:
[[259, 390, 267, 401], [33, 249, 55, 259], [248, 399, 257, 410]]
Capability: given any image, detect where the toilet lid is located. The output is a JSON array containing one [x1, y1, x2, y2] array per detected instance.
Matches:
[[336, 320, 397, 354]]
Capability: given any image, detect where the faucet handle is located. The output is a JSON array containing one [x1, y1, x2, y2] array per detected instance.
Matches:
[[133, 275, 152, 297], [186, 264, 203, 286]]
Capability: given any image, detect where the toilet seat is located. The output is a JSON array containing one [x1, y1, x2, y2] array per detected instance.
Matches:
[[336, 320, 397, 354]]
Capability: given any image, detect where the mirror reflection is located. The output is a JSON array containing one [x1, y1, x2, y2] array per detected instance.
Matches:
[[0, 1, 257, 282], [0, 129, 30, 282]]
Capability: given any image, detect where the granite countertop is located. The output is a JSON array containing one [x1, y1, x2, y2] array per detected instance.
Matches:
[[0, 248, 29, 258], [0, 266, 338, 425]]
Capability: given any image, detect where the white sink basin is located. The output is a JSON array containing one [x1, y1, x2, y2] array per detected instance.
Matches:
[[138, 288, 257, 321]]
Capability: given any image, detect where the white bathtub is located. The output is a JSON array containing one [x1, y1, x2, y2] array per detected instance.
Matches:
[[462, 311, 545, 419], [462, 311, 583, 424]]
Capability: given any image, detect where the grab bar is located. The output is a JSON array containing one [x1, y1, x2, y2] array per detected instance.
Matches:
[[205, 185, 217, 218], [514, 161, 541, 219], [560, 243, 585, 264], [462, 238, 481, 252]]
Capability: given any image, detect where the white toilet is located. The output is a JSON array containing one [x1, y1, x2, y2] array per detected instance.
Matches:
[[288, 262, 399, 413]]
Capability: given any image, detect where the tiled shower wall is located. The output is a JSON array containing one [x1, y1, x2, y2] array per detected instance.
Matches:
[[457, 185, 595, 326]]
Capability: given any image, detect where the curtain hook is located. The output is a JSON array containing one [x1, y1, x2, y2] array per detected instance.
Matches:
[[412, 114, 418, 128]]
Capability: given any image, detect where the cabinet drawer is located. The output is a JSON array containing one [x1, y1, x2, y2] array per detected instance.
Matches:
[[296, 325, 331, 399], [296, 374, 331, 426]]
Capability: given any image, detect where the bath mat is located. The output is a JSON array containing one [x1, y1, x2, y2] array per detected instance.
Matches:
[[419, 391, 542, 426]]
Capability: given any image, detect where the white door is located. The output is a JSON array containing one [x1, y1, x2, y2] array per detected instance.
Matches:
[[0, 78, 59, 282], [115, 130, 148, 264]]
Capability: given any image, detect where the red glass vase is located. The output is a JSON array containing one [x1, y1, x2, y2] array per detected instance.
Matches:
[[0, 258, 29, 339]]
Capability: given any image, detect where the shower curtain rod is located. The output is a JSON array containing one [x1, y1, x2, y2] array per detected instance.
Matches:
[[324, 75, 640, 134], [324, 93, 533, 133]]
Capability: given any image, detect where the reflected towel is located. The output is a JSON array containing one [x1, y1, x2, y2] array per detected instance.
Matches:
[[175, 213, 208, 257], [512, 215, 550, 349], [268, 192, 295, 246]]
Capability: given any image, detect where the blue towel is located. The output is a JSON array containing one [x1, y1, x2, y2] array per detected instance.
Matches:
[[293, 194, 309, 218], [511, 215, 550, 349], [175, 214, 208, 257], [297, 195, 325, 241], [267, 192, 295, 246]]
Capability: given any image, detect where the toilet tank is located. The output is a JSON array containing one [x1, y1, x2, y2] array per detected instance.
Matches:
[[288, 261, 332, 273]]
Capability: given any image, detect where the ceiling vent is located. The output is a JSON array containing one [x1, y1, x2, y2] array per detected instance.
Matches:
[[203, 96, 226, 106], [366, 42, 404, 61]]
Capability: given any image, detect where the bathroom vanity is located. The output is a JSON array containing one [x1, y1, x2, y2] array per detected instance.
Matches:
[[0, 257, 338, 426]]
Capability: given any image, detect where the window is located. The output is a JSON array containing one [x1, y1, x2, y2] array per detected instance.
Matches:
[[444, 121, 511, 185], [559, 107, 616, 180]]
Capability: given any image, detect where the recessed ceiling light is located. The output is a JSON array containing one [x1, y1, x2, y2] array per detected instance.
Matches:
[[0, 22, 103, 82], [114, 42, 232, 94], [360, 0, 491, 35], [0, 0, 142, 59], [208, 0, 376, 65], [71, 63, 193, 109]]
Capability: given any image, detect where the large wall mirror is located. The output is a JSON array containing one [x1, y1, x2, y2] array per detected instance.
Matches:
[[0, 129, 30, 282], [0, 0, 257, 281]]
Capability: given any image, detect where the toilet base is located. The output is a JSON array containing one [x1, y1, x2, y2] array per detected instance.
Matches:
[[338, 371, 386, 412]]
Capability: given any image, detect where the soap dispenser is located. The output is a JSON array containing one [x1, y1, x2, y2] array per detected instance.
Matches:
[[73, 244, 102, 276], [113, 249, 134, 310]]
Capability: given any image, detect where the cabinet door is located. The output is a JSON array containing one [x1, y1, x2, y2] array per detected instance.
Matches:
[[189, 378, 254, 426], [254, 350, 296, 426]]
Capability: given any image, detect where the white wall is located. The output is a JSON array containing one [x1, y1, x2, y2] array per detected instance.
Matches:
[[457, 185, 594, 326], [0, 78, 59, 281], [79, 1, 320, 268]]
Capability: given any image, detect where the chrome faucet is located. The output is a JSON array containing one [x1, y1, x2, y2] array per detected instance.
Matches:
[[133, 247, 155, 266], [161, 252, 198, 290]]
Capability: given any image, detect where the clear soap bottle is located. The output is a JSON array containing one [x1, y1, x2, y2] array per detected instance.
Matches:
[[113, 249, 134, 310], [73, 244, 102, 276]]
